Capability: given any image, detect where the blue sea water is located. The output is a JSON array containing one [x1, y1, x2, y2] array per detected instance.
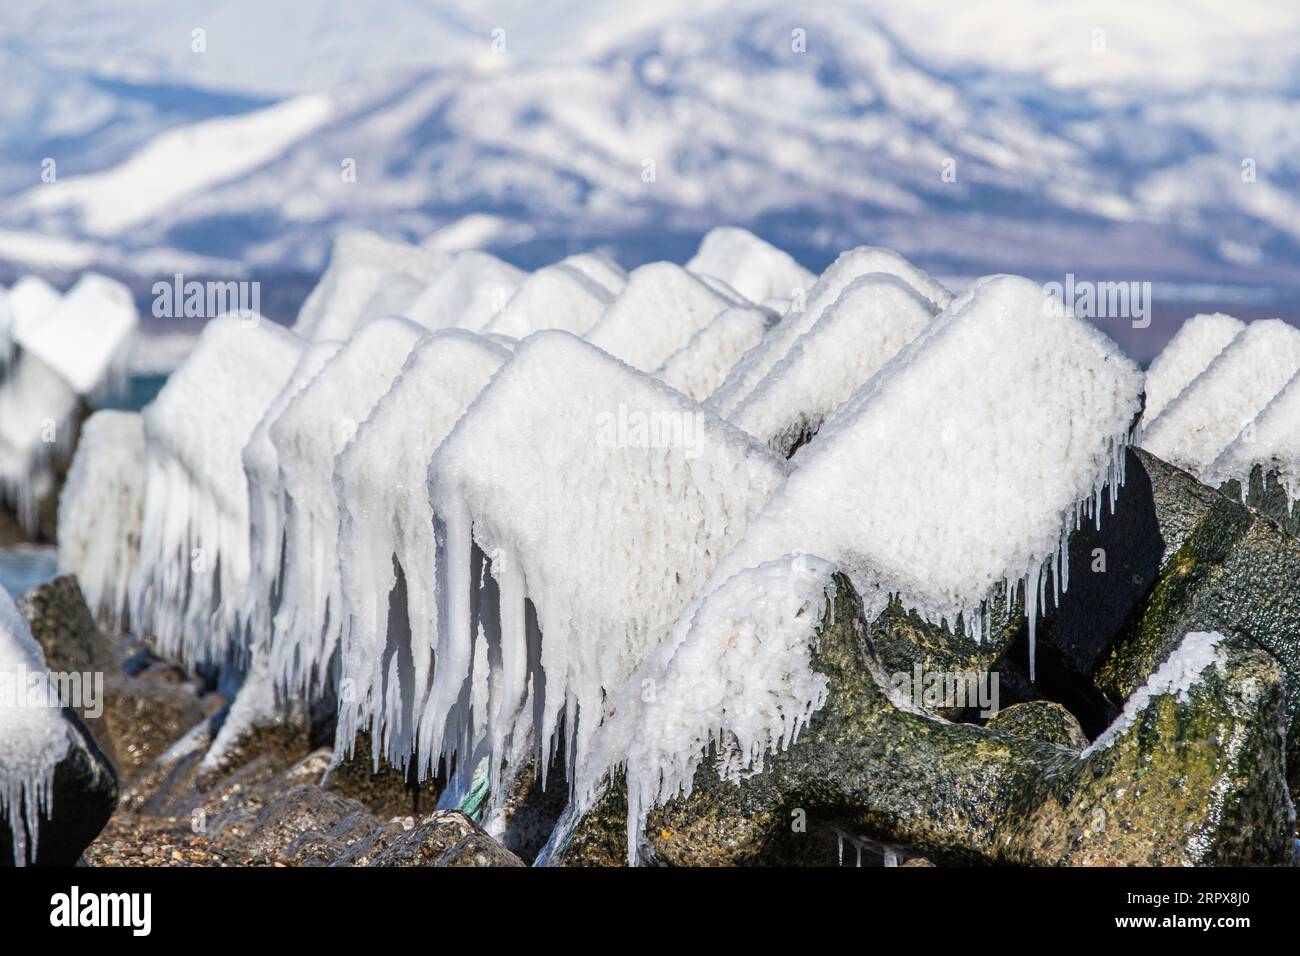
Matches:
[[0, 545, 59, 597]]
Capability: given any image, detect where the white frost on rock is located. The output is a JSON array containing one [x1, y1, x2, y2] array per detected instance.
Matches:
[[561, 276, 1141, 863], [1141, 313, 1245, 427], [573, 554, 838, 864], [711, 275, 1142, 673], [482, 263, 613, 338], [15, 274, 138, 397], [269, 315, 428, 697], [584, 262, 740, 372], [57, 411, 145, 628], [201, 641, 285, 774], [241, 340, 343, 644], [729, 273, 937, 456], [334, 330, 510, 771], [404, 251, 526, 332], [558, 253, 627, 297], [654, 304, 776, 402], [0, 289, 14, 374], [5, 276, 61, 339], [1081, 631, 1227, 757], [0, 584, 70, 865], [422, 330, 787, 799], [0, 273, 137, 534], [1140, 319, 1300, 476], [686, 226, 816, 304], [707, 246, 954, 417], [1203, 370, 1300, 515], [131, 317, 303, 666], [292, 230, 449, 341], [0, 352, 78, 532]]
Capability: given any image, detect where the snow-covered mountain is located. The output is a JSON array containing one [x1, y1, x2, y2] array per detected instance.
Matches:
[[3, 0, 1300, 312]]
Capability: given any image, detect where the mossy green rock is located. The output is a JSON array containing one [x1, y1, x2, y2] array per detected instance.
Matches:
[[1093, 452, 1300, 787], [556, 577, 1294, 866], [986, 701, 1088, 750]]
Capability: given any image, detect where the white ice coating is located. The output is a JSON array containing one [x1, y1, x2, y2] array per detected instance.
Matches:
[[131, 317, 304, 666], [729, 273, 938, 456], [481, 263, 612, 338], [707, 246, 954, 417], [422, 331, 787, 799], [57, 411, 145, 628], [5, 276, 61, 340], [0, 273, 137, 533], [241, 340, 343, 644], [403, 251, 526, 332], [359, 272, 426, 322], [1203, 370, 1300, 515], [334, 330, 511, 771], [686, 226, 816, 304], [1140, 319, 1300, 476], [15, 274, 138, 397], [0, 584, 70, 866], [557, 253, 627, 297], [201, 641, 283, 774], [654, 304, 777, 402], [1081, 631, 1227, 757], [712, 275, 1142, 674], [571, 554, 838, 864], [1140, 313, 1245, 426], [583, 262, 740, 372], [292, 229, 450, 341], [557, 276, 1140, 862], [269, 315, 428, 697], [0, 289, 14, 373], [0, 350, 78, 532]]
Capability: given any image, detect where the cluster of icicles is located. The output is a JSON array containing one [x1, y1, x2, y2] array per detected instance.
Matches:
[[59, 227, 1158, 864], [0, 273, 138, 534]]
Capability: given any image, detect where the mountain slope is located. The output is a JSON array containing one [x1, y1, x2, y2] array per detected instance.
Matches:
[[2, 2, 1299, 301]]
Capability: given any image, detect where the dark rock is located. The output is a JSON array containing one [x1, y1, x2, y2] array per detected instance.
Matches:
[[556, 577, 1295, 867], [485, 754, 569, 863], [1090, 451, 1300, 788], [323, 731, 441, 819], [105, 677, 218, 781], [367, 809, 522, 866], [330, 818, 409, 866], [19, 576, 121, 764], [986, 701, 1088, 751], [1, 707, 118, 866], [436, 830, 526, 867], [17, 576, 223, 785], [229, 783, 377, 861]]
